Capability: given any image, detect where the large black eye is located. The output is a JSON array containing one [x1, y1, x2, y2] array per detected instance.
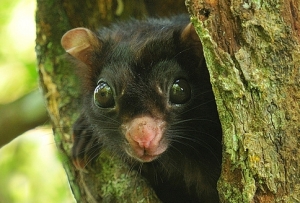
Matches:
[[94, 82, 115, 108], [169, 79, 191, 104]]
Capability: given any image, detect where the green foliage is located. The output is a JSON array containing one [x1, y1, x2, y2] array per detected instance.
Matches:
[[0, 0, 74, 202], [0, 0, 38, 104], [0, 128, 75, 203]]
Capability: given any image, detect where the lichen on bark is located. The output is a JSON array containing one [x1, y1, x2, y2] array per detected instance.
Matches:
[[187, 0, 300, 202]]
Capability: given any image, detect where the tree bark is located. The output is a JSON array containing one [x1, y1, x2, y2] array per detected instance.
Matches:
[[186, 0, 300, 202], [36, 0, 186, 202]]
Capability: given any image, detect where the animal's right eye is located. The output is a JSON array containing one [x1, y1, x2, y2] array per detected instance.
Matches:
[[169, 79, 191, 104], [94, 82, 115, 108]]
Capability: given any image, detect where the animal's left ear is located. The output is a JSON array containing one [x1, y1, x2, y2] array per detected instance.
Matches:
[[181, 23, 203, 57], [61, 28, 102, 66]]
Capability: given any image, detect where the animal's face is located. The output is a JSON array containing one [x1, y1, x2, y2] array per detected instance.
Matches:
[[87, 56, 197, 163]]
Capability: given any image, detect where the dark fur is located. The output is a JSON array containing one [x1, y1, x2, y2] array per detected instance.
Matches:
[[67, 15, 222, 203]]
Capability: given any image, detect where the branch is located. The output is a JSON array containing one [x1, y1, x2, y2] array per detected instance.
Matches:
[[0, 90, 48, 147]]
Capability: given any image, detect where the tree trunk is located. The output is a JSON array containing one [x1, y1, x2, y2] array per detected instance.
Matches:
[[186, 0, 300, 202], [36, 1, 186, 202]]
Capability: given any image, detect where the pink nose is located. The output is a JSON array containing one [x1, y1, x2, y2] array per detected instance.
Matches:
[[123, 115, 167, 162], [129, 117, 157, 149]]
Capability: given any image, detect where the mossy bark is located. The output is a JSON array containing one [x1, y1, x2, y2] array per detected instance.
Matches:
[[187, 0, 300, 202]]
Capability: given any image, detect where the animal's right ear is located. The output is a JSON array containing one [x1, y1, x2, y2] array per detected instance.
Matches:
[[61, 28, 102, 65], [180, 23, 203, 57]]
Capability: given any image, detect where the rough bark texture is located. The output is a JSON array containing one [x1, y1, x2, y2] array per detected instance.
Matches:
[[35, 0, 186, 202], [187, 0, 300, 202]]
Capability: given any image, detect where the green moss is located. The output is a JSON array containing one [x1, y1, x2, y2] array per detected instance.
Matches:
[[92, 150, 160, 202]]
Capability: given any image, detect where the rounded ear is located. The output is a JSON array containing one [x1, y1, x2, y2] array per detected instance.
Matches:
[[181, 23, 203, 57], [61, 28, 102, 65]]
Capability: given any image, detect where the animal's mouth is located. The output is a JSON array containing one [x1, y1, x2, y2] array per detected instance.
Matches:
[[140, 154, 158, 162], [125, 144, 167, 162]]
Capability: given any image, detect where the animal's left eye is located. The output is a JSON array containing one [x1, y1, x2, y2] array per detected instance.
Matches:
[[94, 82, 115, 108], [169, 79, 191, 104]]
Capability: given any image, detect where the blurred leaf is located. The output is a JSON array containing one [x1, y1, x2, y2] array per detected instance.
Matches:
[[0, 0, 18, 25], [0, 0, 74, 203], [0, 0, 37, 104], [0, 128, 75, 203]]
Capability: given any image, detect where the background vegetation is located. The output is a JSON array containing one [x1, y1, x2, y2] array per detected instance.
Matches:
[[0, 0, 74, 202]]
